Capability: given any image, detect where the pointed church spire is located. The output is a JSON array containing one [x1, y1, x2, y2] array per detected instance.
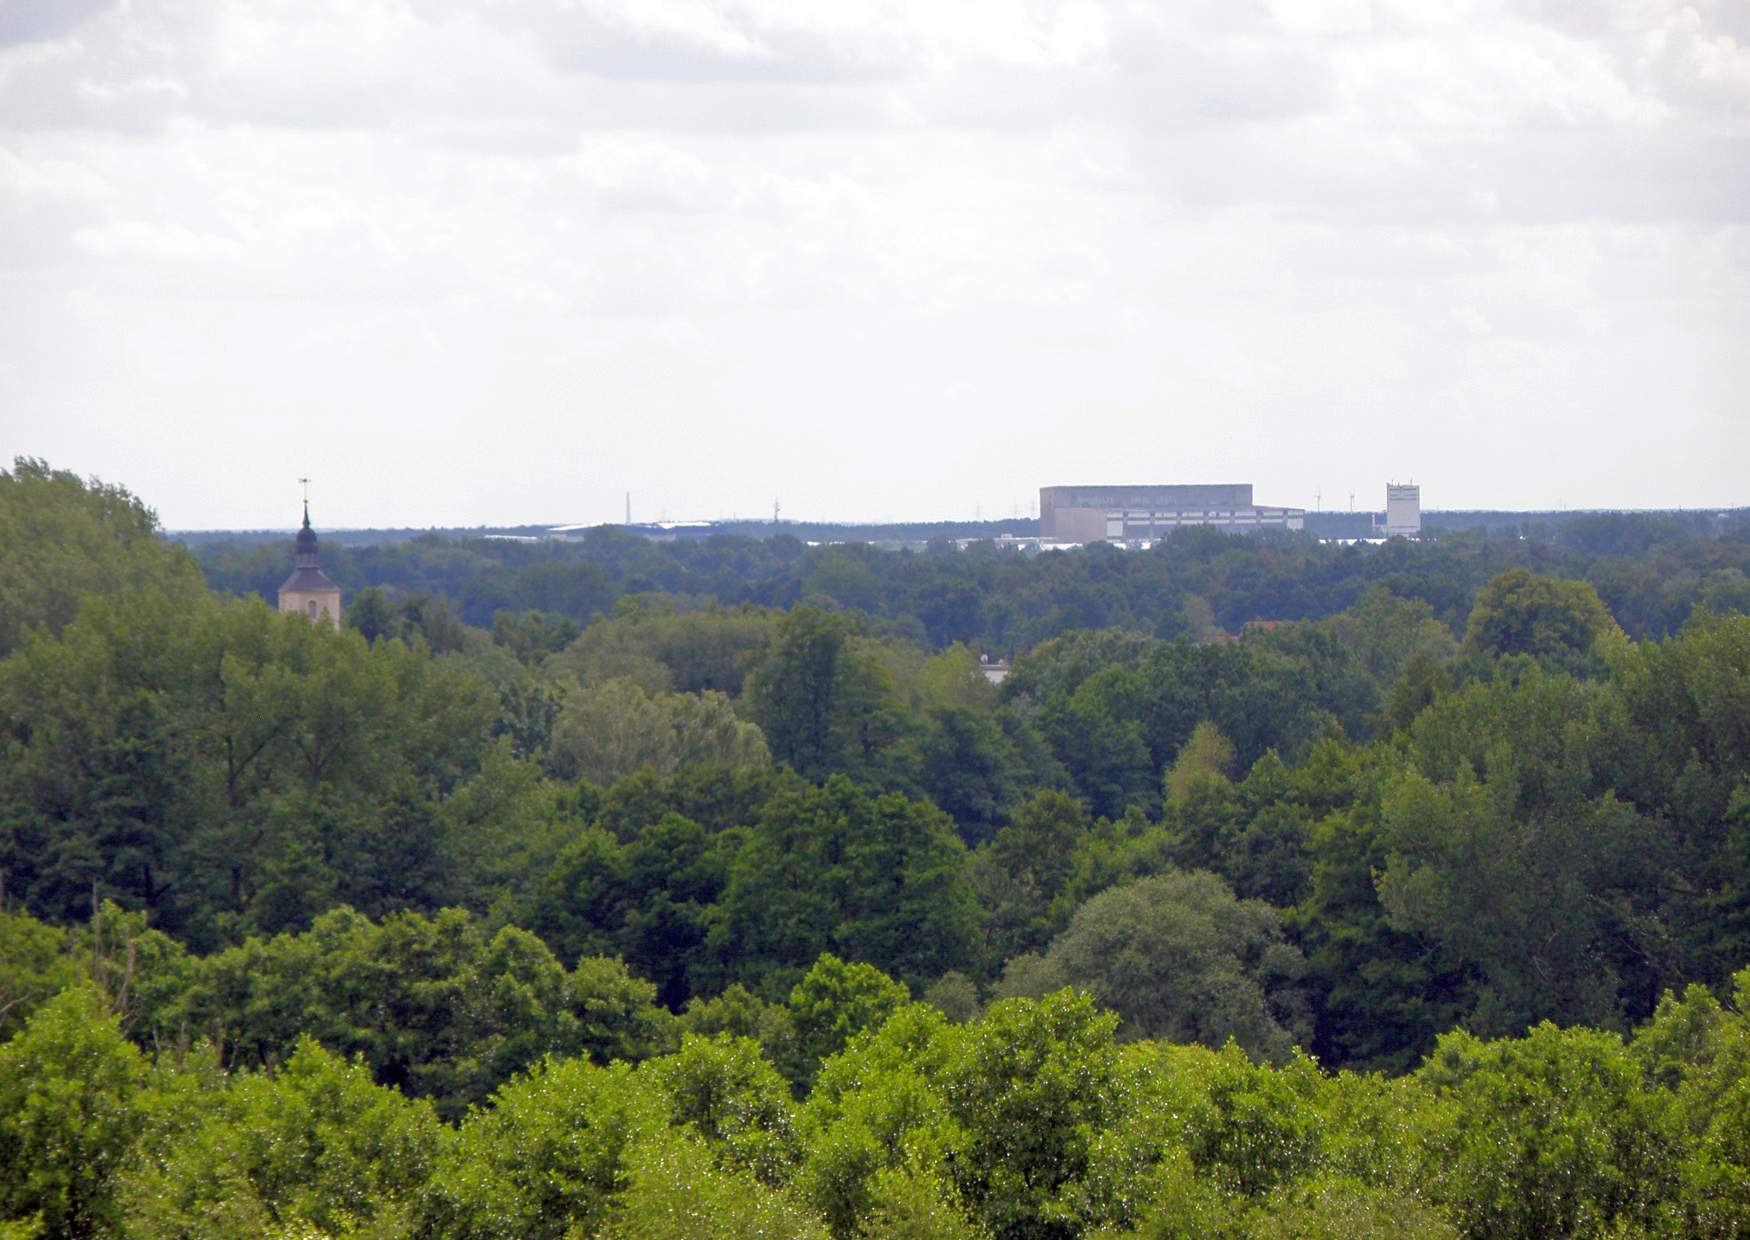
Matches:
[[281, 478, 341, 630]]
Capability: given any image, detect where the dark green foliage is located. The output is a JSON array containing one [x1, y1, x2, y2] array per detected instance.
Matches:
[[11, 464, 1750, 1237], [177, 905, 674, 1118], [193, 508, 1750, 653], [971, 790, 1090, 967], [490, 607, 581, 664], [1292, 799, 1470, 1074], [707, 776, 980, 996], [917, 704, 1029, 845], [0, 591, 499, 947], [748, 606, 857, 778]]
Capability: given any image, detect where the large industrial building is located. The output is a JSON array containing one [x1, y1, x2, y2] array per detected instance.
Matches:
[[1039, 484, 1306, 543], [1384, 483, 1422, 538]]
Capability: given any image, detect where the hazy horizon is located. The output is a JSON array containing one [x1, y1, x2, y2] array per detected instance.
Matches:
[[160, 497, 1750, 535], [4, 0, 1746, 529]]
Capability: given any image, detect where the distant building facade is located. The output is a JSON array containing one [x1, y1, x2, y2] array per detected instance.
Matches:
[[278, 505, 342, 630], [1384, 483, 1422, 538], [1039, 484, 1306, 543]]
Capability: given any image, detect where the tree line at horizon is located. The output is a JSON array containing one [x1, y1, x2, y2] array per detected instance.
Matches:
[[4, 456, 1750, 1238], [189, 497, 1750, 652]]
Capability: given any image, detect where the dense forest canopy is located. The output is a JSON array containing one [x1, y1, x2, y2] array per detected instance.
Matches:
[[4, 456, 1750, 1238], [189, 504, 1750, 650]]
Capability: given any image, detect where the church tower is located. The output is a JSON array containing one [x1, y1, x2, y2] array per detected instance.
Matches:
[[278, 502, 342, 630]]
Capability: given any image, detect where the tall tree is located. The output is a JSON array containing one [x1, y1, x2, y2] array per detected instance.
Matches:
[[0, 458, 202, 658]]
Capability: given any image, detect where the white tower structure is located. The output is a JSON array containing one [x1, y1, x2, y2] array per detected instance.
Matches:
[[1385, 483, 1421, 538]]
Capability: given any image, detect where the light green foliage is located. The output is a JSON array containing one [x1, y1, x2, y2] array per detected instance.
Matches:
[[915, 644, 1000, 713], [788, 954, 910, 1070], [1313, 1068, 1434, 1193], [547, 600, 778, 698], [426, 1057, 664, 1240], [1138, 1042, 1330, 1199], [547, 676, 769, 786], [1417, 1022, 1676, 1237], [941, 990, 1127, 1238], [0, 910, 79, 1041], [1632, 967, 1750, 1229], [799, 1002, 959, 1236], [1114, 1146, 1242, 1240], [644, 1033, 799, 1183], [857, 1168, 989, 1239], [121, 1038, 441, 1239], [681, 985, 806, 1087], [0, 458, 202, 658], [1243, 1174, 1456, 1239], [1044, 871, 1310, 1062], [0, 985, 148, 1238], [1164, 721, 1235, 807], [602, 1127, 831, 1240]]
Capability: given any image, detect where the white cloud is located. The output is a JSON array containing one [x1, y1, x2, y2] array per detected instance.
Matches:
[[0, 0, 1744, 525]]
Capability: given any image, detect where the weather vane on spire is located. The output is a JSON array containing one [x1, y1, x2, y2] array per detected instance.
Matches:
[[298, 477, 311, 524]]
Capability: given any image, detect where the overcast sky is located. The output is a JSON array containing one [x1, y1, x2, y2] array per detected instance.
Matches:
[[1, 0, 1746, 529]]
